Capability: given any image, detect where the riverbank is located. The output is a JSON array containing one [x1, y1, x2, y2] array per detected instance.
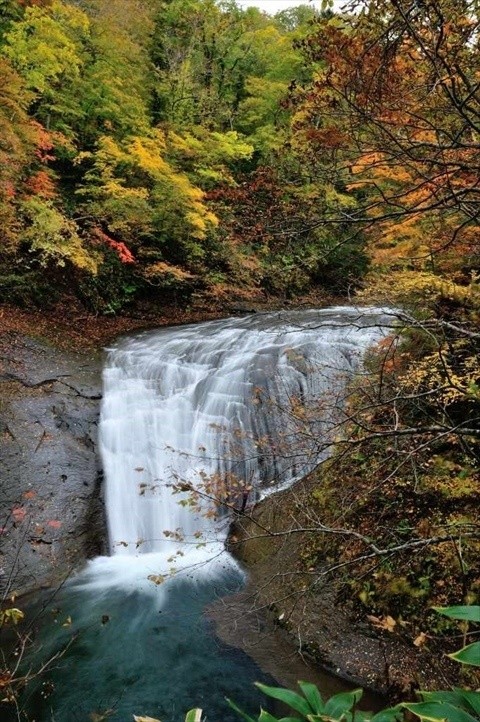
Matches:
[[0, 330, 103, 598], [228, 479, 461, 699], [0, 288, 337, 351]]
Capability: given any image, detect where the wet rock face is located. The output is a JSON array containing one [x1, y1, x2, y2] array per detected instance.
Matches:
[[0, 332, 105, 597]]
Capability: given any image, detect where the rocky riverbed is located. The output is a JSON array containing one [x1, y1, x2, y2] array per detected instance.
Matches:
[[228, 479, 459, 698]]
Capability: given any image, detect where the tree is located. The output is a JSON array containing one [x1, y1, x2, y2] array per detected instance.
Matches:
[[291, 0, 480, 283], [3, 0, 91, 135], [0, 58, 36, 253], [76, 130, 220, 283], [208, 165, 368, 296]]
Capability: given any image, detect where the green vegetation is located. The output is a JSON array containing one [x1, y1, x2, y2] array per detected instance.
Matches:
[[1, 0, 479, 312]]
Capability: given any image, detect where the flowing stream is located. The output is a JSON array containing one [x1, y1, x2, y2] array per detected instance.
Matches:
[[20, 307, 389, 722]]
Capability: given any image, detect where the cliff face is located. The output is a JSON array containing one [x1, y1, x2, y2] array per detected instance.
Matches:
[[0, 332, 105, 597]]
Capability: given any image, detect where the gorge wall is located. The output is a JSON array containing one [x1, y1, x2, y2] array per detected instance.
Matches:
[[0, 331, 104, 597]]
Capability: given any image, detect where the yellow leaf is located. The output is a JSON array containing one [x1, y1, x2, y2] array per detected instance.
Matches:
[[147, 574, 165, 586], [133, 716, 162, 722], [367, 614, 396, 632], [414, 632, 427, 647], [0, 608, 24, 626]]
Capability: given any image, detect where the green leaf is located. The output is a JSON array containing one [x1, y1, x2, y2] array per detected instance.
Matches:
[[369, 706, 404, 722], [185, 710, 202, 722], [419, 691, 480, 717], [323, 689, 363, 719], [351, 713, 373, 722], [455, 690, 480, 717], [433, 606, 480, 623], [403, 701, 478, 722], [259, 710, 281, 722], [298, 681, 324, 714], [255, 683, 312, 717], [226, 698, 256, 722], [448, 642, 480, 667]]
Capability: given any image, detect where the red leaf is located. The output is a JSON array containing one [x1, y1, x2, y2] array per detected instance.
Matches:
[[47, 520, 62, 529], [12, 507, 26, 523]]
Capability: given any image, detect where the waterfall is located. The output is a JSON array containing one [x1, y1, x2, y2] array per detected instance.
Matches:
[[99, 307, 388, 574]]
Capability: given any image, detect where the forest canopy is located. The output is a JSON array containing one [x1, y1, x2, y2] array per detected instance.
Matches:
[[0, 0, 477, 317]]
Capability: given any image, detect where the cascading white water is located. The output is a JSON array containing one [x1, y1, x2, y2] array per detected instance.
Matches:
[[99, 307, 389, 574]]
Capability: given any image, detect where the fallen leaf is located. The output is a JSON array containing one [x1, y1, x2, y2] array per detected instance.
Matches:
[[367, 614, 396, 632], [413, 632, 427, 647], [147, 574, 166, 586], [47, 520, 62, 529], [12, 507, 26, 523]]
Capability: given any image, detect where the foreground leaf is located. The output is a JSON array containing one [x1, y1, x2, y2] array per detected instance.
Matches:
[[298, 681, 324, 714], [369, 706, 404, 722], [185, 710, 202, 722], [403, 701, 478, 722], [323, 689, 363, 719], [226, 698, 256, 722], [419, 690, 480, 717], [448, 642, 480, 667], [255, 683, 311, 717], [433, 606, 480, 623]]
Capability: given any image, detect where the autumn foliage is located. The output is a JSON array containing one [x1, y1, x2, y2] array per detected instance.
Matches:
[[0, 0, 478, 315]]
